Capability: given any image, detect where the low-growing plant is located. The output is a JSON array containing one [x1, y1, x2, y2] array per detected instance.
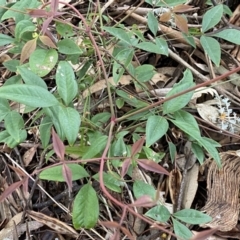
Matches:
[[0, 0, 240, 239]]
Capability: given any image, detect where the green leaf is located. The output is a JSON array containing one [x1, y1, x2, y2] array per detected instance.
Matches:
[[191, 142, 204, 164], [39, 116, 52, 149], [0, 130, 9, 143], [201, 137, 221, 147], [114, 137, 127, 157], [0, 33, 14, 46], [29, 49, 58, 77], [155, 37, 168, 56], [223, 5, 232, 16], [4, 111, 24, 142], [212, 29, 240, 45], [136, 41, 166, 54], [103, 26, 132, 45], [113, 48, 134, 84], [82, 135, 108, 159], [4, 130, 27, 148], [173, 209, 212, 224], [56, 22, 74, 37], [3, 75, 22, 86], [146, 115, 168, 147], [77, 60, 93, 80], [55, 106, 81, 145], [44, 106, 64, 139], [56, 61, 78, 105], [72, 183, 99, 229], [0, 84, 59, 107], [1, 0, 39, 22], [39, 164, 89, 181], [135, 65, 155, 82], [145, 205, 171, 222], [172, 218, 193, 239], [171, 111, 221, 166], [163, 69, 194, 114], [93, 172, 123, 193], [0, 98, 10, 121], [0, 0, 7, 20], [168, 141, 177, 163], [3, 59, 19, 72], [91, 112, 111, 127], [57, 39, 83, 55], [182, 33, 196, 48], [170, 110, 202, 141], [65, 145, 89, 157], [17, 66, 48, 89], [173, 110, 200, 131], [147, 11, 158, 36], [15, 20, 35, 41], [116, 89, 148, 108], [133, 180, 156, 200], [198, 137, 221, 167], [200, 36, 220, 66], [142, 146, 165, 163], [170, 119, 201, 140], [202, 4, 223, 32], [132, 26, 145, 41]]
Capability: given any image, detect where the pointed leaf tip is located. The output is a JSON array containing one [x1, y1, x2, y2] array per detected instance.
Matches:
[[52, 128, 65, 160]]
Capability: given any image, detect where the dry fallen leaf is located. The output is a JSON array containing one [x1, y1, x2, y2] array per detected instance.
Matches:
[[27, 210, 78, 237], [182, 164, 199, 209], [82, 71, 170, 99], [0, 221, 43, 240], [168, 169, 182, 205], [196, 104, 219, 124], [23, 145, 38, 167], [191, 87, 218, 100]]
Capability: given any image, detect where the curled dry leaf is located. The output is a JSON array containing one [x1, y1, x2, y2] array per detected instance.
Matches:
[[191, 87, 218, 100], [27, 210, 78, 237], [196, 104, 219, 124], [168, 169, 182, 205]]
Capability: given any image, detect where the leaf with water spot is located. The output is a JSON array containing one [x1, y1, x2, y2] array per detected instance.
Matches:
[[29, 49, 58, 77]]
